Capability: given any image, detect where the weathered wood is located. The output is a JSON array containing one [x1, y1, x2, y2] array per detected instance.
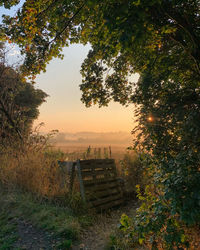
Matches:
[[86, 188, 119, 200], [83, 177, 117, 186], [91, 193, 122, 207], [80, 159, 116, 170], [76, 160, 86, 202], [81, 168, 117, 178], [77, 159, 123, 210], [96, 199, 123, 211], [69, 162, 76, 194], [81, 165, 115, 171], [85, 180, 119, 191]]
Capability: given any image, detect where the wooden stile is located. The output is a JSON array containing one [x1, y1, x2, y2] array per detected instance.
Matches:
[[76, 159, 124, 211]]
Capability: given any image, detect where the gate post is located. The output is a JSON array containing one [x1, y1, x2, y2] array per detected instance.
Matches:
[[76, 160, 86, 202]]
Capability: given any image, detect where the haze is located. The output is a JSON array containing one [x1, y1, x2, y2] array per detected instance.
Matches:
[[34, 44, 139, 141]]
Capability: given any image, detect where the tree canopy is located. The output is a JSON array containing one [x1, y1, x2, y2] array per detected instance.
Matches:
[[0, 0, 200, 248], [1, 0, 199, 106], [0, 43, 48, 146]]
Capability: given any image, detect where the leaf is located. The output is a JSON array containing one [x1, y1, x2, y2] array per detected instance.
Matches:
[[139, 238, 144, 244]]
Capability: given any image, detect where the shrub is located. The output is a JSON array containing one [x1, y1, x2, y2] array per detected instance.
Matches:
[[119, 151, 147, 197], [110, 184, 200, 249]]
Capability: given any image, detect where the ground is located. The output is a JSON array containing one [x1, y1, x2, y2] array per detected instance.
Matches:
[[13, 218, 56, 249], [0, 195, 137, 250], [72, 200, 138, 250]]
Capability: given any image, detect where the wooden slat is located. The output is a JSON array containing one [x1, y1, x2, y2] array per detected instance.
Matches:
[[90, 193, 122, 207], [81, 168, 116, 178], [95, 199, 124, 211], [80, 159, 114, 164], [83, 177, 117, 186], [77, 160, 86, 202], [85, 180, 119, 191], [81, 165, 115, 172], [76, 158, 123, 211], [80, 159, 115, 170], [86, 188, 119, 200]]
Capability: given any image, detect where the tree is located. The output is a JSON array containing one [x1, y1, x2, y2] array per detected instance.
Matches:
[[0, 0, 200, 247], [0, 43, 48, 147]]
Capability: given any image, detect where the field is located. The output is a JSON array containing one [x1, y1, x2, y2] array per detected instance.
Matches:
[[53, 144, 128, 159]]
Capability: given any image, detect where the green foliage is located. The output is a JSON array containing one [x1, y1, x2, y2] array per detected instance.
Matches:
[[1, 0, 200, 248], [0, 44, 48, 146], [0, 0, 20, 9], [110, 185, 193, 249], [1, 0, 199, 103], [119, 151, 146, 195]]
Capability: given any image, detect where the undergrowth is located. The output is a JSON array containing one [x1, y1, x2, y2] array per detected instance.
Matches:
[[0, 130, 94, 249], [0, 130, 145, 249], [0, 211, 18, 250], [0, 187, 93, 249]]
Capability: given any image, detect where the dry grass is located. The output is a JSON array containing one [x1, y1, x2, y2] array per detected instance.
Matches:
[[0, 149, 70, 198], [0, 126, 142, 204]]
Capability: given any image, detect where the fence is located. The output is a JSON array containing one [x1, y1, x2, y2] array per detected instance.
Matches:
[[59, 159, 124, 211]]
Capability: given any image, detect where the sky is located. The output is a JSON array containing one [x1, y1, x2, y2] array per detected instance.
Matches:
[[34, 44, 138, 133], [0, 3, 138, 137]]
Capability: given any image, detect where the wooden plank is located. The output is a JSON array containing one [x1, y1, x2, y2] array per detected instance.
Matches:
[[80, 159, 114, 164], [81, 169, 117, 178], [90, 193, 123, 207], [85, 180, 119, 191], [80, 159, 115, 170], [69, 162, 76, 194], [76, 160, 86, 202], [96, 199, 123, 211], [86, 188, 119, 200], [81, 165, 115, 171], [83, 177, 117, 186]]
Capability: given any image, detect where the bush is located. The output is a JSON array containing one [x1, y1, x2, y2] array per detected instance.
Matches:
[[110, 184, 200, 249], [119, 151, 147, 197]]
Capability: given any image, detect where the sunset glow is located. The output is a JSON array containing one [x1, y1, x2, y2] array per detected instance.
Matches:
[[34, 45, 139, 134], [148, 116, 153, 122]]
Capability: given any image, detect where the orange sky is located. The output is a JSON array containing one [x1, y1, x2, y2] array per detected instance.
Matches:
[[33, 44, 139, 133]]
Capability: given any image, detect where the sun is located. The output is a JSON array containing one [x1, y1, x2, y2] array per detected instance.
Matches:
[[148, 116, 153, 122]]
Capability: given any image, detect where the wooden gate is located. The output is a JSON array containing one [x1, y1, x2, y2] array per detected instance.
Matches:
[[76, 159, 124, 211]]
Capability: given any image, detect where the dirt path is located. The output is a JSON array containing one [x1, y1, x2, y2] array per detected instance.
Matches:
[[8, 200, 137, 250], [72, 200, 138, 250], [13, 218, 57, 250]]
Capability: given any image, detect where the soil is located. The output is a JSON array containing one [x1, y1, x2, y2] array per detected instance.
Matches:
[[13, 218, 57, 250]]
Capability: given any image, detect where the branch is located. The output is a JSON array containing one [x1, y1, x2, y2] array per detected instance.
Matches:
[[47, 2, 85, 47], [0, 98, 23, 141], [169, 35, 200, 76], [35, 0, 59, 19]]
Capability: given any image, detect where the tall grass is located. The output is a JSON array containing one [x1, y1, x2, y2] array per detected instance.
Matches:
[[0, 128, 72, 199], [0, 126, 144, 202], [0, 134, 117, 201], [0, 148, 70, 198]]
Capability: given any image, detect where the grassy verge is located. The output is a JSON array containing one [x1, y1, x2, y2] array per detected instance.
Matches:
[[0, 187, 93, 249], [0, 211, 18, 250]]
